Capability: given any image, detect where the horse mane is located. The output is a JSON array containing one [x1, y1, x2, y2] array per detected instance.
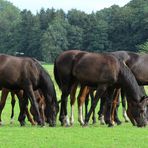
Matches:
[[119, 60, 142, 102], [32, 58, 57, 102]]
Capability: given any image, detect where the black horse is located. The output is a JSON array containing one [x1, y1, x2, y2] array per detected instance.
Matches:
[[54, 50, 148, 127], [0, 54, 59, 126]]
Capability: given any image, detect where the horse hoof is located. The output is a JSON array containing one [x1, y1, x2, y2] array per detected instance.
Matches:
[[83, 122, 88, 127], [108, 123, 114, 127], [70, 122, 74, 126], [0, 121, 4, 125], [92, 120, 97, 124], [10, 118, 14, 124], [116, 121, 122, 125], [49, 123, 56, 127], [20, 122, 26, 126], [100, 121, 105, 125], [65, 124, 70, 128], [80, 122, 85, 126], [31, 122, 36, 126]]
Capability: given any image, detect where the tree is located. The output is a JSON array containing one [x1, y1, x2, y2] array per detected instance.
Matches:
[[67, 25, 83, 50], [17, 10, 42, 60], [41, 18, 69, 62], [0, 0, 21, 54]]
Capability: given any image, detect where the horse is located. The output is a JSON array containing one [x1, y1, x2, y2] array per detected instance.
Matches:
[[65, 51, 148, 127], [72, 52, 148, 127], [54, 50, 127, 126], [0, 54, 59, 126], [104, 51, 148, 125], [54, 50, 87, 126]]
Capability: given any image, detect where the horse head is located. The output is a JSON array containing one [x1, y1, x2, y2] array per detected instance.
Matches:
[[127, 96, 148, 127]]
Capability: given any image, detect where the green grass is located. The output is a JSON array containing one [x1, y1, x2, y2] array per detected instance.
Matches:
[[0, 64, 147, 148]]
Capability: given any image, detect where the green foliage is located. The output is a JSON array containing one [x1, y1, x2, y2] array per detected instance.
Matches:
[[41, 18, 69, 62], [137, 40, 148, 53], [0, 0, 21, 54], [1, 0, 148, 61]]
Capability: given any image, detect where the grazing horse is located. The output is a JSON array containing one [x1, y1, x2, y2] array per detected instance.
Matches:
[[71, 52, 148, 127], [0, 54, 59, 126], [105, 51, 148, 124], [54, 50, 148, 127]]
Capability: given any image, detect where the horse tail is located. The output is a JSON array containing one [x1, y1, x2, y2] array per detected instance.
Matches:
[[54, 58, 61, 89]]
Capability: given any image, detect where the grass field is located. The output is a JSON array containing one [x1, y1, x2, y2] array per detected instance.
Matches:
[[0, 64, 147, 148]]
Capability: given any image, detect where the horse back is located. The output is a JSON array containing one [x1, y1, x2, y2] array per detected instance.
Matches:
[[127, 53, 148, 84], [72, 53, 120, 86], [0, 54, 40, 89]]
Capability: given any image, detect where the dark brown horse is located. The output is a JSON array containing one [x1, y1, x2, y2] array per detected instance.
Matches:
[[54, 50, 87, 126], [0, 54, 59, 126], [72, 52, 148, 127], [106, 51, 148, 125], [54, 50, 148, 127]]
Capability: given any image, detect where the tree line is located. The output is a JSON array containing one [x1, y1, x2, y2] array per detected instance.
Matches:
[[0, 0, 148, 62]]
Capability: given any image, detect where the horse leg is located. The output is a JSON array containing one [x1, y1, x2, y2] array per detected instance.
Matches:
[[70, 83, 78, 126], [59, 90, 69, 126], [17, 91, 36, 125], [25, 107, 36, 125], [10, 92, 16, 124], [114, 101, 122, 125], [98, 97, 106, 125], [40, 103, 46, 126], [85, 85, 107, 126], [18, 92, 28, 126], [85, 94, 89, 122], [105, 87, 116, 127], [111, 88, 121, 125], [26, 86, 42, 126], [90, 91, 96, 124], [121, 89, 129, 122], [112, 89, 122, 125], [78, 86, 90, 125], [0, 88, 9, 125]]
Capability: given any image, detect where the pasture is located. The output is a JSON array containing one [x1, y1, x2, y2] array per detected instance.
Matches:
[[0, 64, 147, 148]]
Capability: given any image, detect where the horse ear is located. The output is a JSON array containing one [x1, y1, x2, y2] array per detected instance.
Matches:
[[140, 96, 148, 106]]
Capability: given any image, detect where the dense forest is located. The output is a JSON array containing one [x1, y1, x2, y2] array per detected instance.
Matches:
[[0, 0, 148, 62]]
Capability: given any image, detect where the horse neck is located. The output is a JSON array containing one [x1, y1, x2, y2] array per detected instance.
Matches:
[[41, 71, 57, 101], [36, 64, 57, 105], [119, 61, 142, 102]]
